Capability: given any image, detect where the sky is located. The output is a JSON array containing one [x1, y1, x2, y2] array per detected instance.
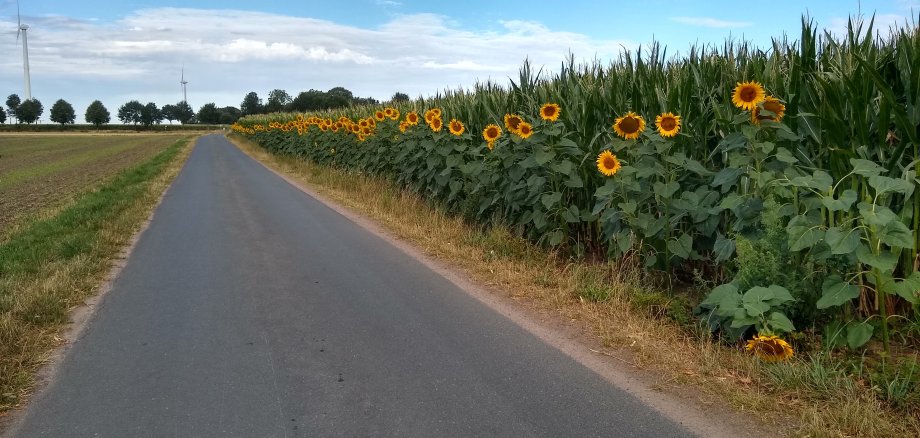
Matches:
[[0, 0, 917, 122]]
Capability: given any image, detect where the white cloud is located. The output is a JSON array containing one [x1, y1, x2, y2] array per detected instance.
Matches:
[[0, 7, 636, 117], [670, 16, 753, 28]]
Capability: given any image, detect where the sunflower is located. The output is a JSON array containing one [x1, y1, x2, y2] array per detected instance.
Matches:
[[613, 112, 646, 140], [358, 119, 369, 128], [745, 335, 794, 362], [429, 117, 443, 132], [483, 123, 502, 149], [406, 112, 420, 125], [448, 119, 465, 136], [517, 122, 534, 139], [732, 81, 766, 111], [655, 112, 681, 138], [540, 103, 561, 122], [431, 108, 441, 117], [399, 121, 409, 133], [389, 108, 400, 120], [374, 110, 386, 121], [384, 107, 395, 119], [752, 96, 786, 125], [596, 150, 621, 176], [367, 117, 377, 128], [503, 114, 523, 134]]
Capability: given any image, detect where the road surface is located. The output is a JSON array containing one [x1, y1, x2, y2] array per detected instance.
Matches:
[[9, 135, 693, 437]]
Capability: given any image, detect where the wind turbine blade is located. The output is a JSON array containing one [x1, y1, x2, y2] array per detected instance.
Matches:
[[17, 0, 21, 28]]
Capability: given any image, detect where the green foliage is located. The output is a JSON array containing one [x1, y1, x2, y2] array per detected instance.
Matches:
[[84, 100, 110, 127], [117, 100, 143, 125], [50, 99, 76, 126], [16, 99, 43, 124], [0, 106, 6, 124]]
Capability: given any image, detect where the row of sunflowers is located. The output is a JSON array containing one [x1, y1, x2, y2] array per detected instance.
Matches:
[[233, 19, 920, 361]]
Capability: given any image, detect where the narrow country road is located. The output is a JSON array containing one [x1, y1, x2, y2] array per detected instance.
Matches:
[[9, 135, 693, 437]]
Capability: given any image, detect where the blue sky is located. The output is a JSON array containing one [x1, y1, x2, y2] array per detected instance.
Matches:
[[0, 0, 917, 122]]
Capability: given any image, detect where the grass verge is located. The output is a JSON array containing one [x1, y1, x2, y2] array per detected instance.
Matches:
[[0, 136, 195, 412], [229, 134, 920, 437]]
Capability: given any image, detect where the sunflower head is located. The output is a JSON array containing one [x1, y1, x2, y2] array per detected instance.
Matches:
[[655, 112, 681, 138], [375, 110, 386, 121], [752, 96, 786, 125], [406, 112, 420, 125], [613, 111, 646, 140], [399, 121, 409, 133], [367, 117, 377, 128], [504, 114, 523, 134], [732, 81, 766, 111], [483, 123, 502, 148], [517, 122, 534, 139], [540, 103, 561, 122], [429, 117, 443, 132], [389, 108, 400, 120], [745, 335, 794, 362], [597, 150, 621, 176], [384, 107, 395, 118], [448, 119, 465, 136]]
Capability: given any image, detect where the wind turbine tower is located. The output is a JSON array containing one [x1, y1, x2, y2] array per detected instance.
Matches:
[[180, 68, 188, 103], [17, 1, 32, 100]]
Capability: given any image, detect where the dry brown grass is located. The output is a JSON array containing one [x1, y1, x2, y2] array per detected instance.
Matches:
[[230, 134, 920, 437]]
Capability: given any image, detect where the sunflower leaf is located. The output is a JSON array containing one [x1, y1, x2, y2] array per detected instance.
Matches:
[[846, 322, 874, 349]]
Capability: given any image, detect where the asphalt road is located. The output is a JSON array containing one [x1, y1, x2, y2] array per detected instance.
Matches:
[[9, 135, 693, 437]]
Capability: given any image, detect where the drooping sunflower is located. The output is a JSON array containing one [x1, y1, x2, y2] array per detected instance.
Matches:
[[375, 110, 386, 121], [429, 117, 443, 132], [745, 335, 794, 362], [448, 119, 465, 136], [540, 103, 561, 122], [732, 81, 766, 111], [655, 112, 681, 138], [483, 123, 502, 149], [503, 114, 523, 134], [613, 112, 646, 140], [406, 112, 420, 125], [751, 96, 786, 125], [517, 122, 534, 139], [596, 150, 621, 176]]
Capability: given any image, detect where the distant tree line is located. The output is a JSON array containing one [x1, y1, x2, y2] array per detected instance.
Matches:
[[239, 87, 394, 116]]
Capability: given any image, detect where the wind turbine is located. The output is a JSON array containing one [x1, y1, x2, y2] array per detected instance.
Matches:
[[180, 67, 188, 103], [16, 0, 32, 100]]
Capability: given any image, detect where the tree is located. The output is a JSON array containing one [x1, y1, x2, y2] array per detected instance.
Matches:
[[0, 107, 6, 124], [197, 103, 221, 124], [326, 86, 353, 109], [16, 99, 43, 124], [161, 104, 177, 124], [85, 100, 111, 128], [140, 102, 163, 127], [6, 94, 21, 122], [50, 99, 76, 126], [265, 89, 292, 113], [289, 90, 326, 112], [117, 100, 144, 125], [218, 106, 241, 124], [240, 92, 263, 116], [174, 101, 194, 124], [391, 92, 410, 103]]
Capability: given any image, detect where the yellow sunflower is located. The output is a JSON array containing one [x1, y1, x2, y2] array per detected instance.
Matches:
[[504, 114, 523, 134], [745, 335, 794, 362], [517, 122, 534, 139], [655, 112, 681, 138], [384, 107, 395, 119], [751, 96, 786, 125], [389, 108, 400, 120], [597, 150, 621, 176], [406, 112, 420, 125], [429, 117, 443, 132], [448, 119, 465, 136], [375, 110, 386, 121], [732, 81, 766, 111], [540, 103, 561, 122], [367, 117, 377, 128], [613, 112, 646, 140], [399, 121, 409, 133], [483, 123, 502, 149]]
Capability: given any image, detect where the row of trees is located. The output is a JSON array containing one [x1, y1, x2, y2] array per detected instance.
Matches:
[[2, 93, 243, 127], [239, 87, 402, 115]]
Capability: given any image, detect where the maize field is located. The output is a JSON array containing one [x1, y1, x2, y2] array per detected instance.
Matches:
[[233, 17, 920, 354]]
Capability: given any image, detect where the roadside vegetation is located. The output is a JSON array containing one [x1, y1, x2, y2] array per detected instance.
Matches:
[[0, 136, 194, 412], [231, 16, 920, 436]]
